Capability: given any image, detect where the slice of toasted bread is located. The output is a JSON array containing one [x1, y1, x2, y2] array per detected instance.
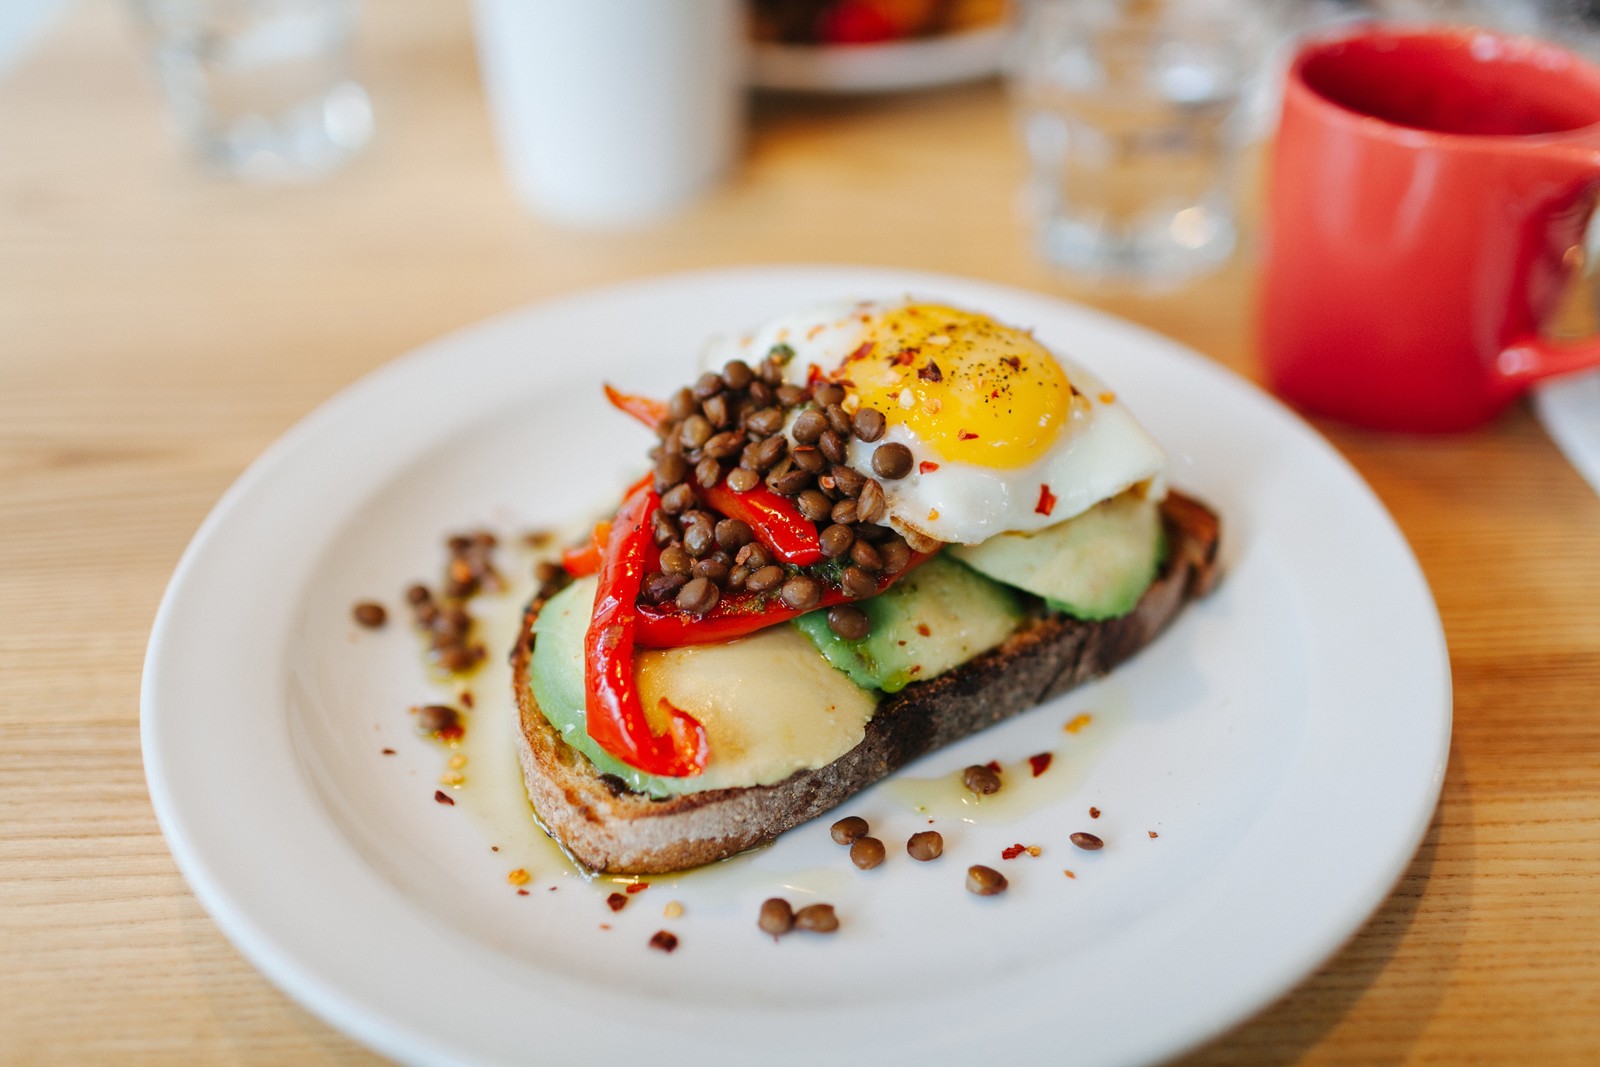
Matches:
[[511, 492, 1221, 875]]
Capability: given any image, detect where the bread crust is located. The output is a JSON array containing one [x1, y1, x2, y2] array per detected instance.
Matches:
[[512, 492, 1221, 874]]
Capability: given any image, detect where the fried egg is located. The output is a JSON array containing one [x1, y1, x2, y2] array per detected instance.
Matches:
[[708, 299, 1167, 545]]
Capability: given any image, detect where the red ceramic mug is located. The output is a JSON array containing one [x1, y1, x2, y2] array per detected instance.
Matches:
[[1261, 25, 1600, 432]]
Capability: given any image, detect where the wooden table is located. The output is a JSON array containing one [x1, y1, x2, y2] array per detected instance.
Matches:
[[4, 3, 1597, 1063]]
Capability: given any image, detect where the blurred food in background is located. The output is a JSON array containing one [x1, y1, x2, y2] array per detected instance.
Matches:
[[748, 0, 1009, 46]]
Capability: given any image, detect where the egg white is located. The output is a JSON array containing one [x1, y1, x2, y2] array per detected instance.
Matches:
[[707, 298, 1167, 546]]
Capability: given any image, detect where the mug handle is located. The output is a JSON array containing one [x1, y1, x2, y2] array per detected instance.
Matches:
[[1496, 335, 1600, 388]]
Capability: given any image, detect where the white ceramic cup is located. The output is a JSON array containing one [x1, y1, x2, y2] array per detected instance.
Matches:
[[473, 0, 746, 227]]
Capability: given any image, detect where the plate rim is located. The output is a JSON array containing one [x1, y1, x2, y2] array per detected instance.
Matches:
[[141, 264, 1452, 1067]]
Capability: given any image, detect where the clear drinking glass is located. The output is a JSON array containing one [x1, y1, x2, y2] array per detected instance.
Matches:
[[1009, 0, 1277, 288], [130, 0, 373, 181]]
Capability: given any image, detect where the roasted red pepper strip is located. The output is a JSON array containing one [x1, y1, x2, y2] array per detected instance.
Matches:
[[634, 552, 931, 648], [561, 520, 611, 577], [584, 484, 708, 777], [604, 383, 669, 430], [698, 482, 824, 566]]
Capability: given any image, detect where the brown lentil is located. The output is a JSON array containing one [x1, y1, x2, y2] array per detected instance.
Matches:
[[679, 413, 712, 450], [852, 406, 886, 442], [814, 382, 845, 406], [703, 430, 744, 460], [779, 575, 822, 611], [749, 434, 787, 470], [966, 865, 1008, 896], [353, 602, 387, 628], [676, 577, 720, 614], [692, 371, 725, 399], [906, 831, 944, 861], [830, 499, 858, 525], [776, 383, 807, 407], [682, 517, 716, 557], [830, 465, 866, 497], [648, 930, 679, 953], [818, 430, 846, 465], [725, 466, 759, 493], [827, 603, 870, 640], [849, 539, 883, 572], [962, 764, 1003, 796], [722, 359, 754, 390], [758, 897, 794, 937], [794, 904, 839, 933], [694, 455, 723, 488], [839, 566, 878, 599], [660, 483, 695, 515], [643, 572, 687, 603], [795, 489, 832, 522], [714, 518, 754, 550], [659, 545, 692, 575], [745, 565, 785, 593], [692, 557, 730, 584], [668, 387, 697, 421], [791, 408, 828, 444], [878, 537, 910, 574], [771, 468, 812, 496], [855, 479, 887, 523], [830, 815, 869, 844], [824, 403, 852, 436], [849, 836, 886, 870], [871, 442, 914, 479], [735, 542, 771, 569], [818, 523, 855, 558], [1070, 832, 1105, 851], [791, 446, 826, 473], [701, 393, 730, 429]]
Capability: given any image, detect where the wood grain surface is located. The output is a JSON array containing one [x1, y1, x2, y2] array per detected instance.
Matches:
[[3, 2, 1597, 1064]]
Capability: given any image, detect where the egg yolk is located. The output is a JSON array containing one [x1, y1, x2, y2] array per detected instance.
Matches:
[[839, 305, 1072, 469]]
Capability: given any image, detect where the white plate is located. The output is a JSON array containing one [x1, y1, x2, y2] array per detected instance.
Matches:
[[1534, 370, 1600, 497], [142, 266, 1450, 1067], [749, 24, 1012, 92]]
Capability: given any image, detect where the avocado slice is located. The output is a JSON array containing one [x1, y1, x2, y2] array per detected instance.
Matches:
[[792, 555, 1024, 693], [529, 575, 877, 796], [950, 491, 1164, 620]]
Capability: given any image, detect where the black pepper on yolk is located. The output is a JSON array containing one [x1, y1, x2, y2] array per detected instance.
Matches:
[[840, 304, 1072, 469]]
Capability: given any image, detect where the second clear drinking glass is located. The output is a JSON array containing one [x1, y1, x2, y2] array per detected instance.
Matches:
[[1009, 0, 1275, 288]]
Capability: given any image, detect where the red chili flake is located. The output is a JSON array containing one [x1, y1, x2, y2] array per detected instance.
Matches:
[[916, 623, 931, 637], [1002, 356, 1021, 370], [1001, 843, 1028, 860], [599, 924, 612, 931], [649, 930, 679, 953], [459, 691, 475, 709], [516, 889, 529, 896], [1063, 870, 1076, 879], [433, 790, 455, 806], [918, 360, 943, 383], [1148, 831, 1160, 839], [1036, 483, 1057, 517], [957, 429, 979, 441], [893, 349, 917, 367], [847, 341, 875, 363], [606, 892, 628, 912], [625, 882, 650, 894], [437, 724, 465, 743], [1028, 752, 1053, 777], [919, 461, 940, 474], [1089, 806, 1101, 819], [381, 747, 396, 755], [983, 760, 1002, 774], [909, 664, 923, 675]]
